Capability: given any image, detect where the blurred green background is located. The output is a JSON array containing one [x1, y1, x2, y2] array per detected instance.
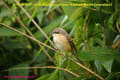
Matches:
[[0, 0, 120, 80]]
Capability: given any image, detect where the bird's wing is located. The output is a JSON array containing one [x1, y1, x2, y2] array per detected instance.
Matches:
[[68, 38, 77, 53], [66, 35, 83, 64]]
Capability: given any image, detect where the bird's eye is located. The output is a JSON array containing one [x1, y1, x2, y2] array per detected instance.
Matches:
[[54, 32, 59, 34]]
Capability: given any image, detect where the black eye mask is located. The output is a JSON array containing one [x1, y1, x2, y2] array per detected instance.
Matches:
[[53, 32, 59, 34]]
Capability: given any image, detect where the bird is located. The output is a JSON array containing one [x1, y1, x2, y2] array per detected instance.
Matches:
[[51, 28, 82, 64]]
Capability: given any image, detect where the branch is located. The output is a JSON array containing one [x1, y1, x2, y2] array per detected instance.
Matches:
[[3, 66, 80, 77], [116, 20, 120, 33], [68, 57, 104, 80]]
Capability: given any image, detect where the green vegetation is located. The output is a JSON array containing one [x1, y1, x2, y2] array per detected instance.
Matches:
[[0, 0, 120, 80]]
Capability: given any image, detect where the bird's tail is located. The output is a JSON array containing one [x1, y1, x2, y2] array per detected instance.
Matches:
[[72, 49, 83, 64], [68, 38, 83, 64]]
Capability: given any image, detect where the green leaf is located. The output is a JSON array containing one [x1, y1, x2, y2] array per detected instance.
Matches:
[[105, 72, 120, 80], [78, 47, 115, 61], [36, 70, 58, 80], [108, 11, 118, 30], [70, 8, 83, 20], [47, 69, 58, 80], [36, 74, 50, 80], [0, 27, 25, 36], [27, 7, 38, 25], [46, 0, 56, 15], [62, 6, 78, 17], [101, 59, 113, 73], [31, 38, 50, 63], [8, 61, 30, 80], [1, 37, 31, 49], [95, 60, 102, 73], [37, 9, 44, 25], [62, 7, 83, 20], [0, 9, 12, 18], [78, 47, 116, 73], [118, 16, 120, 24]]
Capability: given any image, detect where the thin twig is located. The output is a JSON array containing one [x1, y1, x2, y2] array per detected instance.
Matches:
[[3, 66, 80, 77], [116, 20, 120, 33], [14, 0, 56, 48], [1, 0, 55, 64], [112, 40, 120, 49], [68, 57, 104, 80]]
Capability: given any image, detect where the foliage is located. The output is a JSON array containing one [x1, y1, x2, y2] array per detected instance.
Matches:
[[0, 0, 120, 80]]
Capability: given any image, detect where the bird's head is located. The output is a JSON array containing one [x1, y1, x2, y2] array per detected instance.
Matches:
[[51, 28, 67, 36]]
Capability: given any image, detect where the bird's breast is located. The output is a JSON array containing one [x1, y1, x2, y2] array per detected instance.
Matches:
[[53, 34, 72, 52]]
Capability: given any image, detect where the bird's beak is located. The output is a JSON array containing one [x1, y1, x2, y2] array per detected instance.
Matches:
[[50, 32, 53, 35], [49, 32, 53, 36]]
